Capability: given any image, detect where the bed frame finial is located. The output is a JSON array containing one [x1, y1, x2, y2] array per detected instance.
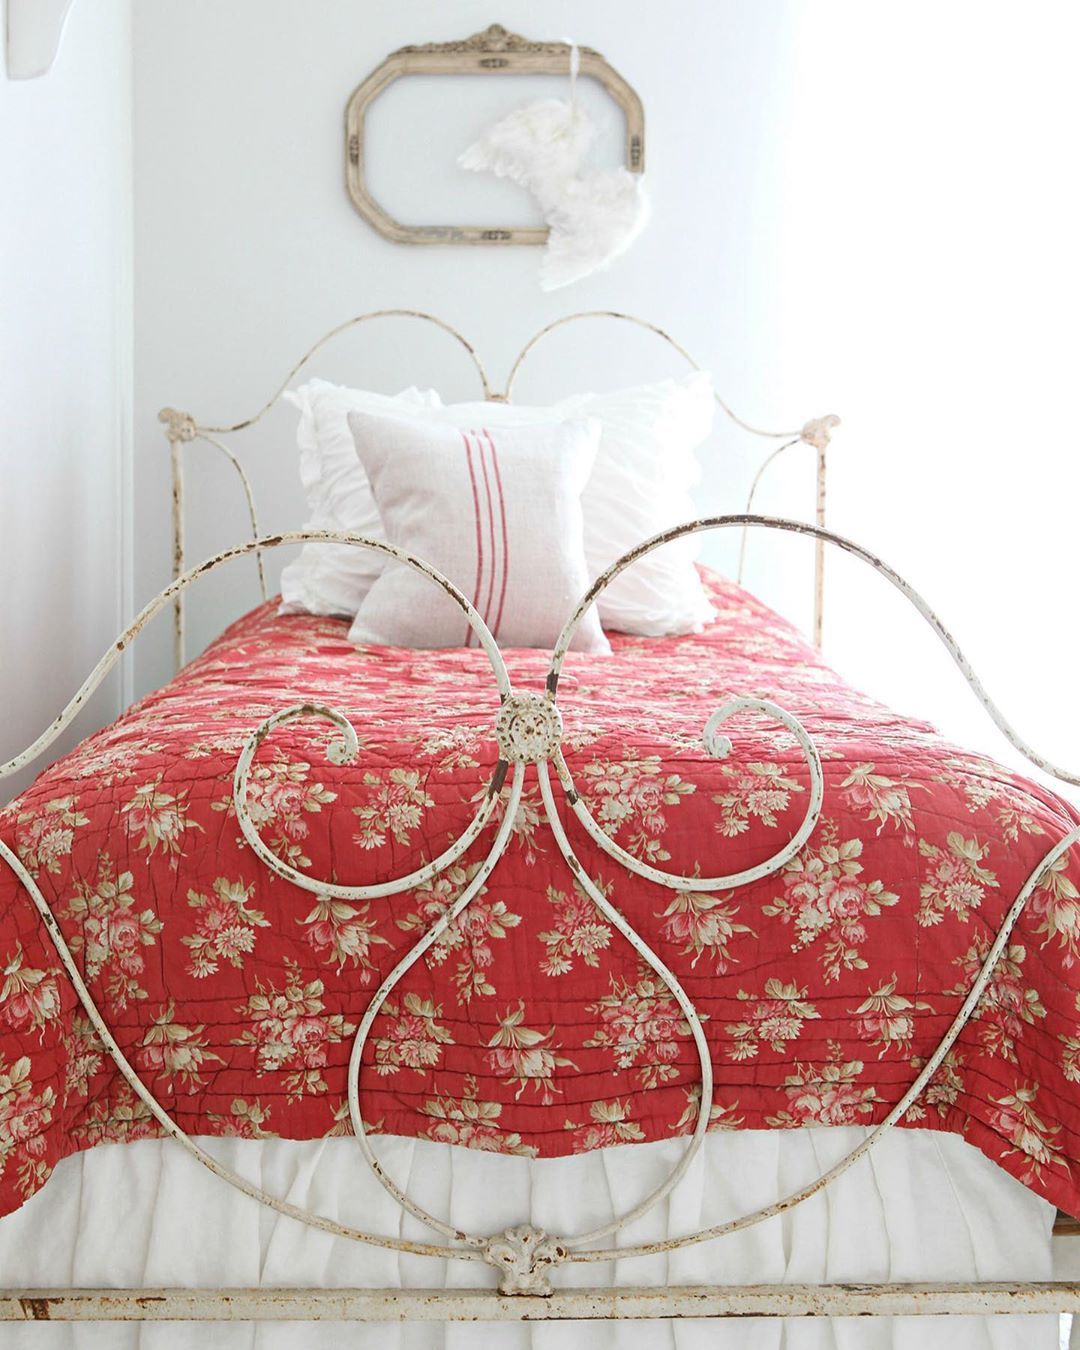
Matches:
[[482, 1225, 567, 1296], [158, 407, 198, 443], [800, 414, 841, 452], [495, 693, 563, 764]]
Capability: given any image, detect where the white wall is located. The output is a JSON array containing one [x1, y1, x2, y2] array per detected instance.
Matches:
[[131, 1, 1080, 800], [131, 0, 802, 693], [772, 3, 1080, 800], [0, 0, 133, 802]]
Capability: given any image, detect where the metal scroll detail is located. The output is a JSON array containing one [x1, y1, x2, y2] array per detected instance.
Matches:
[[2, 521, 1080, 1296]]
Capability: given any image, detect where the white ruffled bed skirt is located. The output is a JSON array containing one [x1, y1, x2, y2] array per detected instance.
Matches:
[[0, 1127, 1063, 1349]]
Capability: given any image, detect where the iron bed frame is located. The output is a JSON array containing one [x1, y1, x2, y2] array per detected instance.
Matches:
[[1, 310, 1079, 1327]]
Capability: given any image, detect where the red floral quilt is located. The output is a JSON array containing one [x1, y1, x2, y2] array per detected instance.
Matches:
[[2, 569, 1080, 1221]]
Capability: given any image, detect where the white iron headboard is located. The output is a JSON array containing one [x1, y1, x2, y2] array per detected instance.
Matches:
[[158, 309, 840, 670]]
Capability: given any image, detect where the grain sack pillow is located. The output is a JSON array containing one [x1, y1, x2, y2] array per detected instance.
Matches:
[[345, 409, 609, 653], [400, 373, 717, 635]]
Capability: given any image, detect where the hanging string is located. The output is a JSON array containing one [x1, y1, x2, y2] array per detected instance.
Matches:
[[566, 39, 580, 109]]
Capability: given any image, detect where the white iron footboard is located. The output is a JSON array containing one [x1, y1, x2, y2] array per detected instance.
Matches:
[[1, 518, 1079, 1324]]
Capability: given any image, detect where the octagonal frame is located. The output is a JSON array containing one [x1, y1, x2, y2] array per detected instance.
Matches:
[[344, 24, 646, 246]]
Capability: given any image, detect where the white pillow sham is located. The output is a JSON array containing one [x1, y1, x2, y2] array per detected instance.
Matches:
[[346, 410, 609, 653], [278, 381, 439, 617], [279, 372, 716, 635]]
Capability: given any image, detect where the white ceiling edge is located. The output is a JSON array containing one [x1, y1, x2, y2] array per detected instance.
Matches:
[[5, 0, 75, 79]]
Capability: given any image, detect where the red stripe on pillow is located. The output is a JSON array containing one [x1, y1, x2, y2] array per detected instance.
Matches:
[[461, 431, 485, 648], [474, 429, 498, 636], [483, 428, 510, 640]]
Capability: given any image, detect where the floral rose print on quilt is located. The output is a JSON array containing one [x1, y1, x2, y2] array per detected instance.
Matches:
[[1, 569, 1079, 1219]]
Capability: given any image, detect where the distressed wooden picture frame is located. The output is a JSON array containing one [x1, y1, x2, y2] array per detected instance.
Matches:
[[344, 25, 646, 245]]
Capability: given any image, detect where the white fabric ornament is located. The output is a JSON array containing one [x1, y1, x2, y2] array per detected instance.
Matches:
[[459, 96, 649, 290]]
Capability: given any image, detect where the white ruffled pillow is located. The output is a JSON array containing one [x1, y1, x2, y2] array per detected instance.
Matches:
[[278, 380, 439, 617], [346, 410, 609, 653], [280, 373, 716, 635]]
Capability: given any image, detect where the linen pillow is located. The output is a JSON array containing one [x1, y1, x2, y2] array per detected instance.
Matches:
[[422, 373, 716, 636], [345, 410, 609, 654], [278, 380, 440, 617]]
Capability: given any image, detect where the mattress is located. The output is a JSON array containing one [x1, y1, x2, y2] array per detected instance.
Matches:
[[1, 566, 1079, 1233]]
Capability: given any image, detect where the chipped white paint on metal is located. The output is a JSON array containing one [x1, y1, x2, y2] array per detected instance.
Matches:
[[503, 312, 839, 647], [194, 431, 268, 602], [481, 1227, 568, 1295], [494, 691, 563, 763], [2, 514, 1080, 1317], [161, 310, 494, 668], [5, 1282, 1080, 1321]]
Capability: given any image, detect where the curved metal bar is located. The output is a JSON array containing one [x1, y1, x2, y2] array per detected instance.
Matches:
[[736, 437, 800, 585], [233, 705, 506, 901], [504, 315, 838, 647], [567, 822, 1080, 1262], [549, 514, 1080, 788], [161, 311, 494, 670], [550, 697, 824, 892], [503, 310, 801, 439], [0, 531, 511, 783], [194, 432, 268, 601], [346, 766, 526, 1247], [535, 760, 715, 1249], [200, 310, 493, 433], [0, 836, 482, 1264]]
